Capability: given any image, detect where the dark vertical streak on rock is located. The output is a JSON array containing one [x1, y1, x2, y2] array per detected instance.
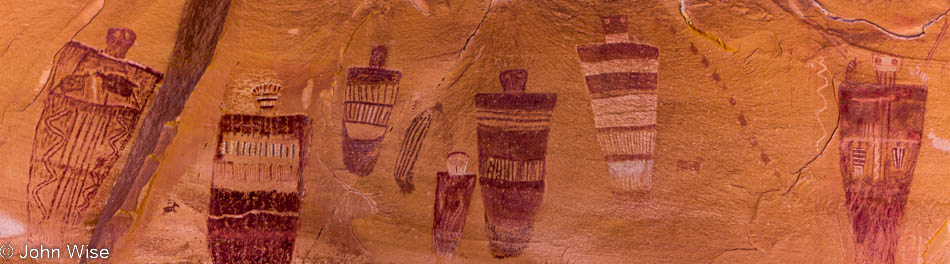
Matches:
[[83, 0, 233, 260]]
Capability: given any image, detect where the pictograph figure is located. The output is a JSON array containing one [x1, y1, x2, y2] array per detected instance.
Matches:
[[576, 15, 659, 192], [393, 104, 441, 193], [207, 72, 311, 264], [432, 152, 476, 257], [343, 46, 401, 176], [475, 69, 557, 258], [838, 55, 926, 264], [28, 28, 163, 243]]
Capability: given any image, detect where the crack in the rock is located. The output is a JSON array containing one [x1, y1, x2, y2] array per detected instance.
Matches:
[[0, 36, 17, 58], [303, 198, 341, 261], [349, 216, 370, 253], [922, 220, 949, 261], [927, 20, 950, 60], [432, 0, 493, 90], [319, 158, 378, 212], [773, 0, 950, 63], [811, 0, 950, 39], [678, 0, 736, 52], [750, 189, 779, 223], [321, 11, 375, 135], [335, 13, 373, 77], [741, 48, 760, 65], [408, 0, 430, 16], [0, 1, 105, 126], [301, 154, 377, 261], [785, 78, 840, 195]]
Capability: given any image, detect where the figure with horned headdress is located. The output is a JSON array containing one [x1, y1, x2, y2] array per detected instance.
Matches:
[[206, 70, 311, 263], [838, 53, 926, 264]]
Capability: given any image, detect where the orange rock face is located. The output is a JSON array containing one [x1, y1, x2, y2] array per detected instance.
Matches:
[[6, 0, 950, 263]]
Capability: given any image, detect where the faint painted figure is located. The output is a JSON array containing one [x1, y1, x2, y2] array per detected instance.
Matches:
[[576, 15, 659, 192], [207, 71, 311, 264], [343, 46, 401, 176], [433, 152, 476, 257], [28, 28, 163, 243], [476, 69, 557, 258], [838, 55, 926, 264], [393, 104, 442, 193]]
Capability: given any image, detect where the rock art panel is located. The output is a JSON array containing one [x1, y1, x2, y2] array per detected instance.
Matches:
[[27, 28, 163, 244], [393, 104, 441, 193], [87, 0, 233, 254], [207, 73, 311, 264], [342, 46, 401, 177], [432, 152, 476, 257], [475, 69, 557, 258], [576, 15, 659, 193], [838, 55, 926, 264]]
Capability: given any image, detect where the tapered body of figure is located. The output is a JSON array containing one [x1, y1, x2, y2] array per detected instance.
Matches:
[[475, 69, 557, 258], [28, 28, 163, 244]]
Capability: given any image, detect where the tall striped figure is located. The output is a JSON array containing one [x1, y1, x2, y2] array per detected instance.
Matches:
[[838, 55, 926, 264], [28, 28, 163, 244], [208, 79, 312, 264], [576, 15, 659, 192], [393, 104, 442, 193], [343, 46, 401, 176], [476, 69, 557, 258]]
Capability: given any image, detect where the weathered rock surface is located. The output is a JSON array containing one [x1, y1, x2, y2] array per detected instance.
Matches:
[[3, 0, 950, 263]]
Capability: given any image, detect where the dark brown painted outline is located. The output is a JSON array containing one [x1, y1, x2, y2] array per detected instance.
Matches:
[[84, 0, 233, 260], [342, 46, 401, 176]]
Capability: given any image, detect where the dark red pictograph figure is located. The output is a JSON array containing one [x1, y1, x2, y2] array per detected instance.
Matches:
[[838, 54, 926, 264], [433, 152, 476, 257], [343, 46, 401, 176], [393, 104, 442, 193], [475, 69, 557, 258], [207, 82, 311, 264], [28, 28, 163, 243], [576, 15, 659, 192]]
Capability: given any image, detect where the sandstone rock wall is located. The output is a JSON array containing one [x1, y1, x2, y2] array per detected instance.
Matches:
[[3, 0, 950, 263]]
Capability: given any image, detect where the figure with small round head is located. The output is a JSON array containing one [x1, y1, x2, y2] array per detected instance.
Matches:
[[105, 28, 137, 59]]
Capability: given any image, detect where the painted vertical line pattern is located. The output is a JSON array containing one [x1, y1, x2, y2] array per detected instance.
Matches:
[[392, 104, 441, 193], [838, 56, 927, 264], [342, 46, 401, 176], [475, 69, 556, 258], [28, 28, 163, 246]]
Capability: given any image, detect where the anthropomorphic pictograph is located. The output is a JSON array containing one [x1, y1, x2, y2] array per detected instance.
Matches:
[[28, 28, 163, 244]]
